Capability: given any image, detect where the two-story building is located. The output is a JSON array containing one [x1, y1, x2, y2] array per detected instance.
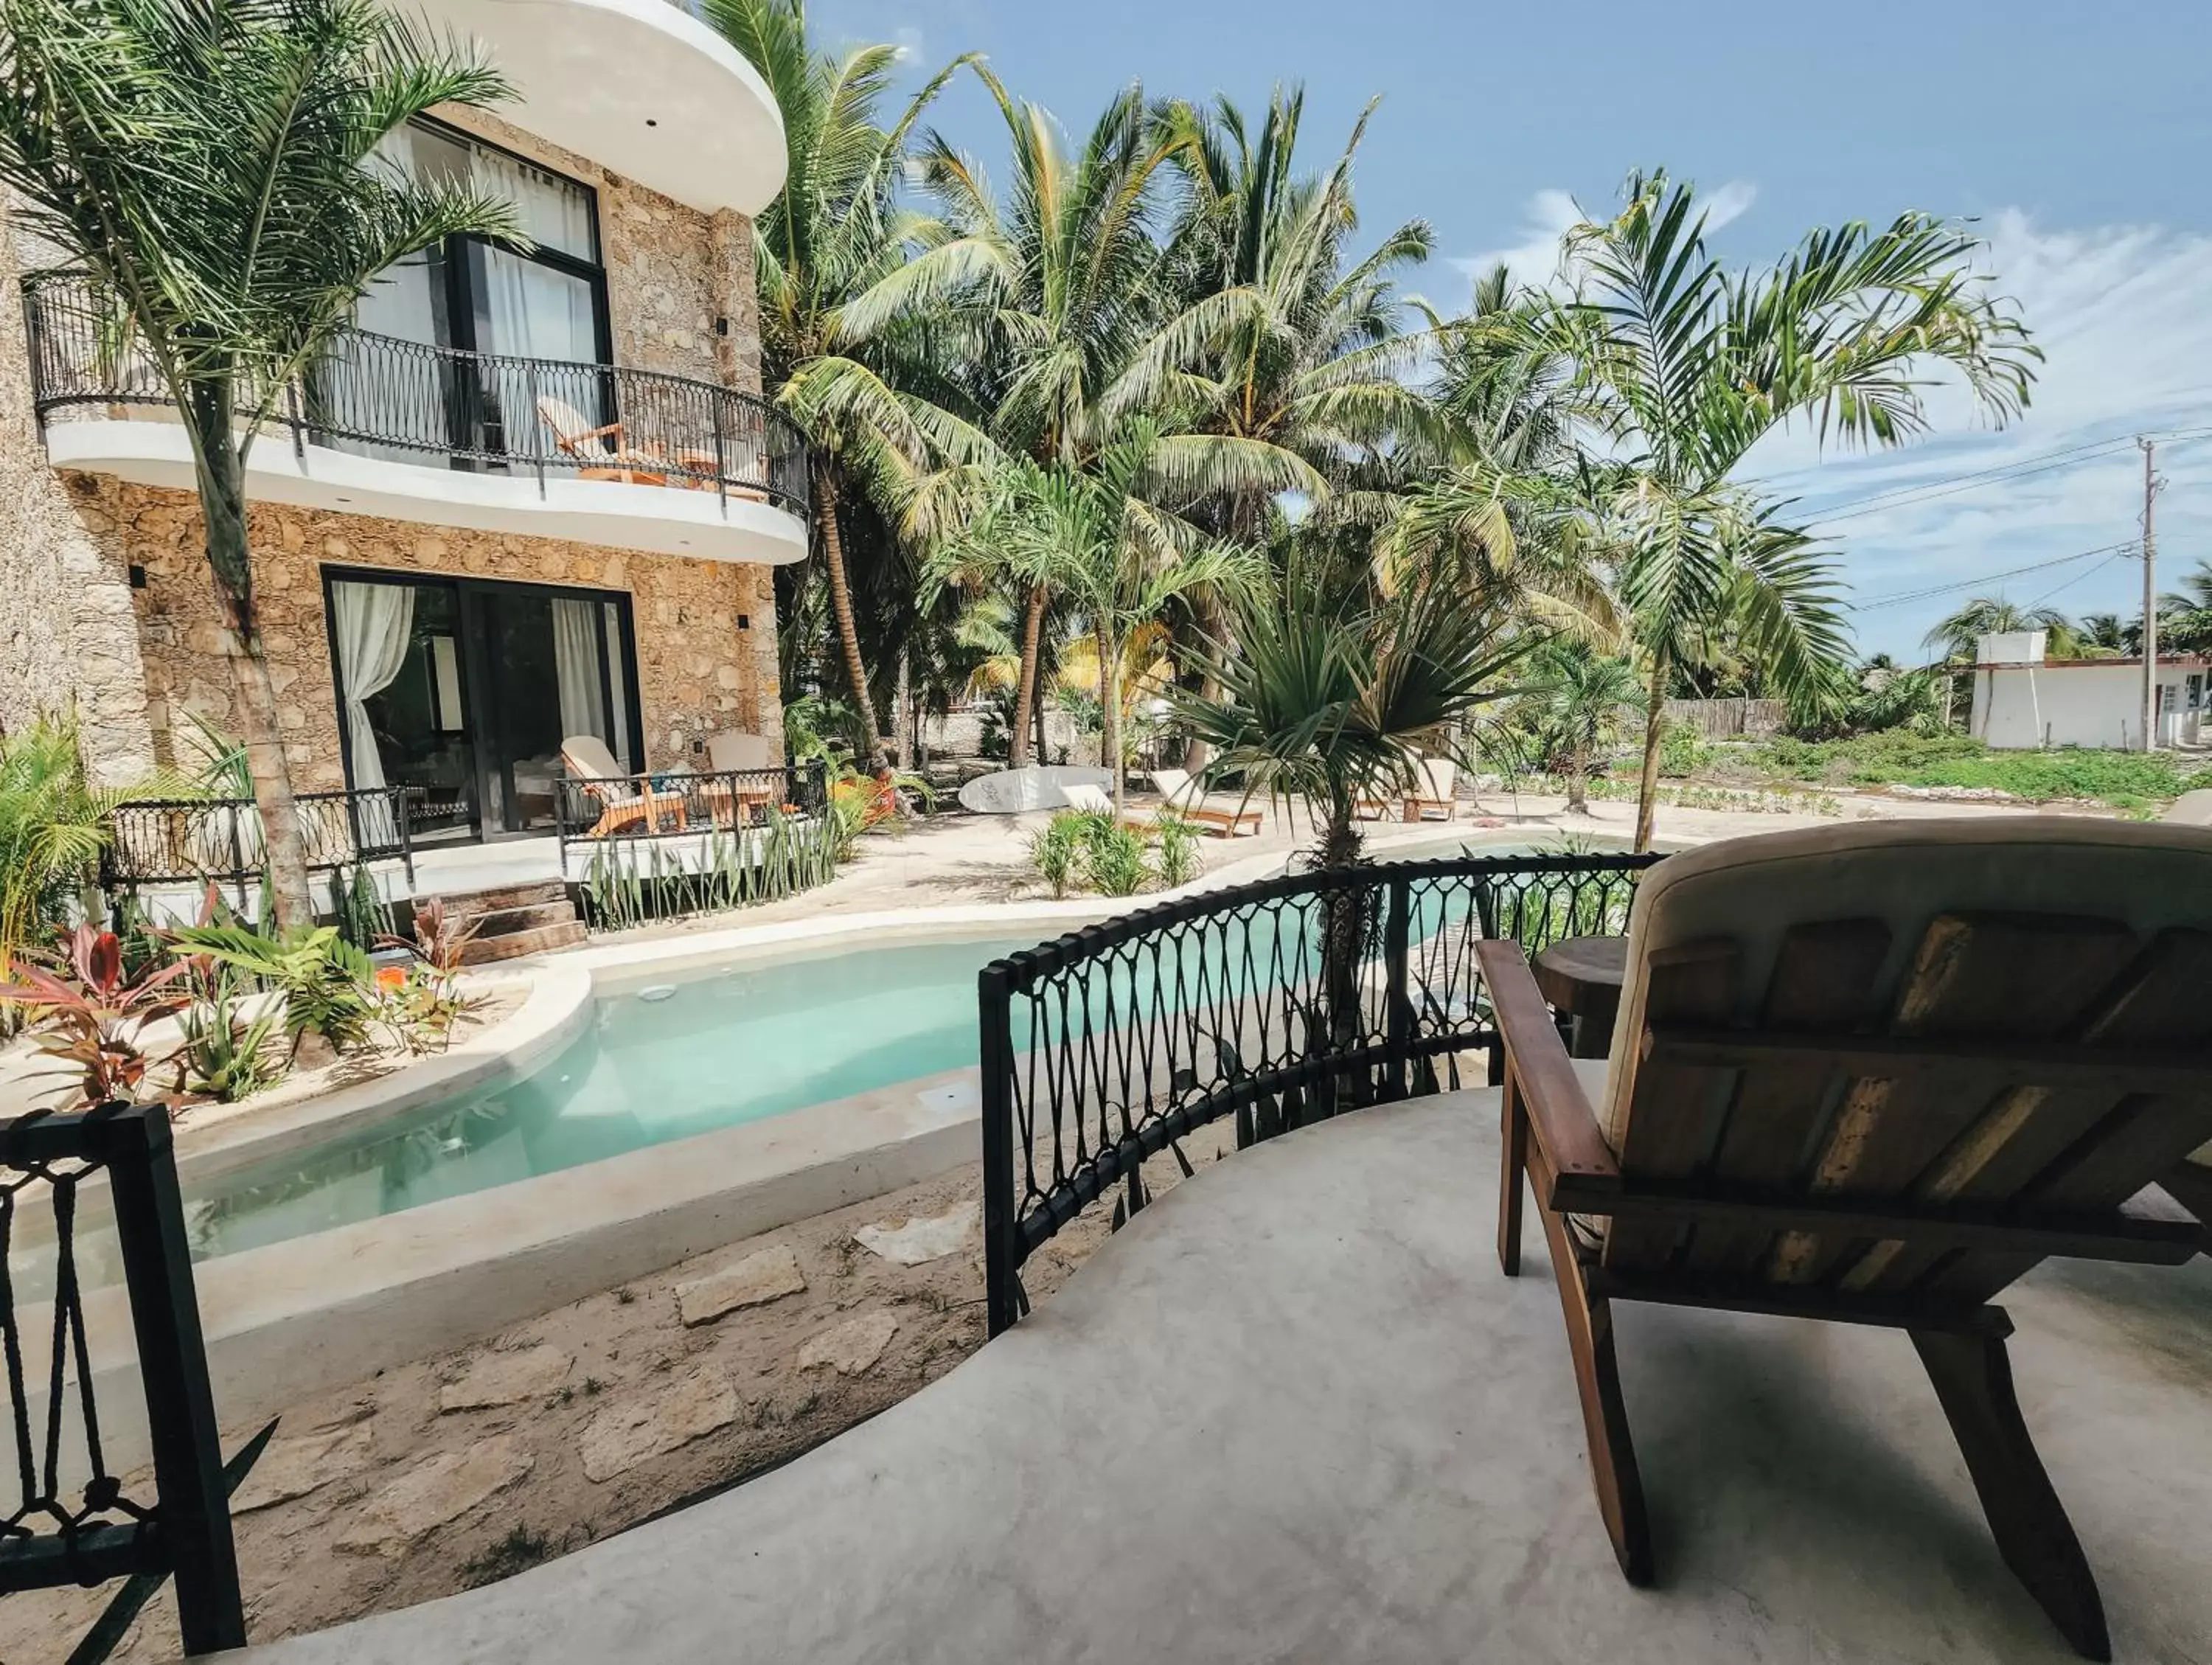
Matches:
[[0, 0, 804, 856]]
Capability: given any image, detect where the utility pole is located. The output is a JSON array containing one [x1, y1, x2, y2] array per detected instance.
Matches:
[[2140, 436, 2161, 751]]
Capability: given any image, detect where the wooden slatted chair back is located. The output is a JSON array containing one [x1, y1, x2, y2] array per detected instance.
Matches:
[[1592, 819, 2212, 1301]]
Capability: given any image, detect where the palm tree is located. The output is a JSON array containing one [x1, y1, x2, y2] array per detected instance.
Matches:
[[0, 0, 516, 924], [2160, 560, 2212, 655], [954, 427, 1259, 814], [705, 0, 987, 774], [1923, 596, 2079, 664], [1511, 647, 1645, 814], [914, 77, 1324, 762], [1523, 170, 2040, 849]]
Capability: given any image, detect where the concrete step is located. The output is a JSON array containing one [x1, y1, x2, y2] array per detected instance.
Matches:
[[458, 921, 589, 964]]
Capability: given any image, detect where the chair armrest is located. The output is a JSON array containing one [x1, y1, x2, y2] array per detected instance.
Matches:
[[1475, 939, 1619, 1186]]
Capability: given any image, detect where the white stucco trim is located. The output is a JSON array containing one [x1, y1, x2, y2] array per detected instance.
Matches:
[[44, 417, 807, 566], [414, 0, 787, 215]]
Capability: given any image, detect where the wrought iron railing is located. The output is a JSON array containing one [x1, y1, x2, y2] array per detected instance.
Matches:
[[103, 788, 414, 893], [977, 850, 1663, 1333], [0, 1103, 253, 1657], [23, 272, 810, 517]]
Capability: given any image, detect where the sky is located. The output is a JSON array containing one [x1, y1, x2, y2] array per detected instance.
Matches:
[[807, 0, 2212, 661]]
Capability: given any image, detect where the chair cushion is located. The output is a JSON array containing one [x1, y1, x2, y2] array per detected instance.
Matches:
[[706, 731, 773, 773], [1597, 816, 2212, 1153]]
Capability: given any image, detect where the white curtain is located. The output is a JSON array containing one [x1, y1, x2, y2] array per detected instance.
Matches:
[[552, 598, 610, 754], [601, 603, 633, 769], [332, 580, 416, 792]]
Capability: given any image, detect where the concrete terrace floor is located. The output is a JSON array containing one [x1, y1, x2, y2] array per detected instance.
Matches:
[[231, 1089, 2212, 1665]]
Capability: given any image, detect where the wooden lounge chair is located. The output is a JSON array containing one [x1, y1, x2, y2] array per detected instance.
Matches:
[[536, 396, 670, 486], [1401, 757, 1458, 822], [700, 731, 777, 827], [1480, 818, 2212, 1661], [560, 734, 683, 838], [1150, 768, 1262, 838]]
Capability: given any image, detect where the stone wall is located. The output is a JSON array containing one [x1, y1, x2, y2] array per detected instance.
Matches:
[[98, 479, 781, 789], [0, 204, 159, 785]]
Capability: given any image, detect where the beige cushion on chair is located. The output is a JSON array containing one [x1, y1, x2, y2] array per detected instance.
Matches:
[[1419, 758, 1457, 801], [1595, 816, 2212, 1153], [560, 734, 626, 780], [706, 731, 774, 773]]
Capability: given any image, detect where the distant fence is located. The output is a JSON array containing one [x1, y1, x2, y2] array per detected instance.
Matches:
[[0, 1103, 249, 1656], [1656, 698, 1787, 741]]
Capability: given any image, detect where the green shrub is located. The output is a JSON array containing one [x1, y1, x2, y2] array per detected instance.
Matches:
[[1027, 811, 1092, 898], [1081, 819, 1151, 897], [1657, 721, 1708, 778], [1153, 814, 1202, 889]]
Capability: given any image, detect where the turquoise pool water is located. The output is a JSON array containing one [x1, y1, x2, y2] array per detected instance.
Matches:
[[161, 836, 1605, 1266]]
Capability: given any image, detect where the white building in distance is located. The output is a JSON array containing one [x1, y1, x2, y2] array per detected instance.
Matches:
[[1968, 631, 2205, 751]]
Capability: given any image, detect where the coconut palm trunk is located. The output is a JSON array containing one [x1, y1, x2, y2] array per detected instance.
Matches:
[[1633, 653, 1669, 852], [1007, 582, 1046, 768], [813, 469, 888, 773], [187, 386, 315, 928], [1096, 622, 1124, 816]]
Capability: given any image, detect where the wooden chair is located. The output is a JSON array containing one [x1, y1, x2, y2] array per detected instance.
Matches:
[[1150, 768, 1262, 838], [1401, 757, 1458, 822], [700, 731, 777, 827], [560, 735, 682, 838], [536, 396, 670, 487], [1480, 817, 2212, 1661]]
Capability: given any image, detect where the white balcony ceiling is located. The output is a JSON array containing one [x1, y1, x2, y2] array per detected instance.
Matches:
[[419, 0, 787, 217], [47, 419, 807, 567]]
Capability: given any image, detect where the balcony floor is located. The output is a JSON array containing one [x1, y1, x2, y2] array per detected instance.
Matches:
[[237, 1091, 2212, 1664]]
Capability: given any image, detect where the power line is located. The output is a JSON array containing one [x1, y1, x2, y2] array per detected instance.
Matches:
[[1790, 423, 2212, 528], [1849, 541, 2140, 613], [2024, 549, 2132, 611]]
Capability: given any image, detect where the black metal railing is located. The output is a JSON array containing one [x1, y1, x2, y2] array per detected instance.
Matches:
[[978, 850, 1663, 1333], [103, 788, 414, 892], [24, 272, 810, 518], [0, 1104, 248, 1656], [552, 760, 827, 873]]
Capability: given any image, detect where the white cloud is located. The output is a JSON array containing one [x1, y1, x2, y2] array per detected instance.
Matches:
[[1747, 209, 2212, 657], [893, 24, 925, 63], [1450, 178, 1756, 302]]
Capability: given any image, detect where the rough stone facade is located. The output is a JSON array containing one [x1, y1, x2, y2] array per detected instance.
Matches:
[[0, 105, 780, 794], [0, 206, 159, 785], [94, 479, 781, 789]]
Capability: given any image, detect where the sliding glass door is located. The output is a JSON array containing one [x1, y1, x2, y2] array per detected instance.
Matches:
[[327, 571, 641, 841]]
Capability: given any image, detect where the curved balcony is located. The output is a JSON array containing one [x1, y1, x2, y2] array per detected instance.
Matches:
[[24, 274, 810, 566], [427, 0, 787, 216]]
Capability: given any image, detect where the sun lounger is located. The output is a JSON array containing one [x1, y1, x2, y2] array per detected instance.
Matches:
[[1150, 768, 1261, 838], [560, 734, 682, 838], [1481, 817, 2212, 1660]]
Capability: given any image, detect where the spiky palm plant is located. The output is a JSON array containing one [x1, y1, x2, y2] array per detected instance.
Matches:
[[0, 0, 518, 925], [1522, 170, 2040, 848], [1510, 646, 1646, 813]]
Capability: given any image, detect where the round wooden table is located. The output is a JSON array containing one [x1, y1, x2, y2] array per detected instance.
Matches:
[[1531, 934, 1629, 1060]]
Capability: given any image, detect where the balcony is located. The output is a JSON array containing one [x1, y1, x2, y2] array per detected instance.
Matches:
[[425, 0, 787, 217], [24, 274, 810, 566]]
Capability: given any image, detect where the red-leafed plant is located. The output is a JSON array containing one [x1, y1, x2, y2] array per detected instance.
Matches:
[[0, 924, 194, 1106]]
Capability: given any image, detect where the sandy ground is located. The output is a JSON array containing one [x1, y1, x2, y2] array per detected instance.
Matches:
[[0, 785, 2067, 1662]]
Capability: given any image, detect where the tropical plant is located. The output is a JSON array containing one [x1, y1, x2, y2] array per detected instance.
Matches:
[[2159, 560, 2212, 655], [1508, 647, 1645, 813], [1922, 596, 2079, 664], [1656, 720, 1708, 779], [1519, 170, 2039, 847], [1026, 811, 1089, 899], [966, 428, 1262, 814], [2077, 611, 2135, 656], [0, 717, 109, 988], [0, 0, 520, 925], [1079, 817, 1151, 898], [0, 925, 194, 1105], [165, 922, 378, 1056], [176, 970, 286, 1101], [1152, 813, 1202, 889], [705, 0, 984, 773]]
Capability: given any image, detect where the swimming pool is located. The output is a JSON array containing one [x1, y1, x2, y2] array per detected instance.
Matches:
[[139, 835, 1606, 1271]]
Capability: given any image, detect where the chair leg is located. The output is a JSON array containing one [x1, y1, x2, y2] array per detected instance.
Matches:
[[1911, 1329, 2110, 1661], [1534, 1184, 1653, 1585], [1498, 1069, 1527, 1276]]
